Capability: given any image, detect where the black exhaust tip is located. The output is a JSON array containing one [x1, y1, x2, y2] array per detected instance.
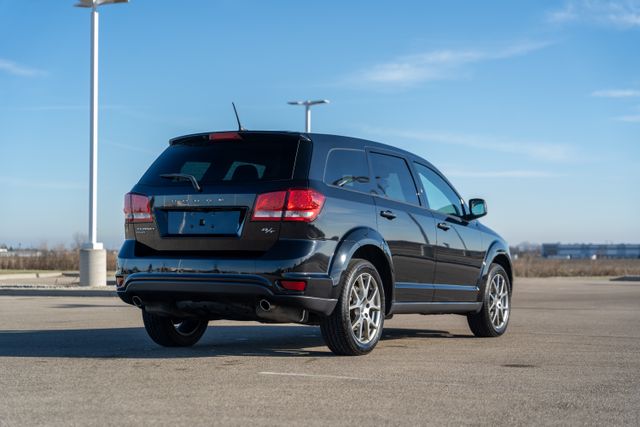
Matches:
[[259, 299, 272, 311]]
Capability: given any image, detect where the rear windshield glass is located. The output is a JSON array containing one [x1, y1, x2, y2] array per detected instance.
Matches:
[[139, 139, 298, 186]]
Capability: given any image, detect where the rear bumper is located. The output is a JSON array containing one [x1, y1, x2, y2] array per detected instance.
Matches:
[[116, 238, 340, 317], [117, 273, 337, 316]]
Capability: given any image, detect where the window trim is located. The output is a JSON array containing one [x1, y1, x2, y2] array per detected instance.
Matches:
[[366, 148, 422, 207]]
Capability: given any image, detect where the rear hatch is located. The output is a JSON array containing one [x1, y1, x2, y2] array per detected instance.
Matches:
[[128, 131, 311, 256]]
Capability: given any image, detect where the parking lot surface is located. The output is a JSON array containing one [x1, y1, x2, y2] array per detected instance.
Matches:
[[0, 277, 639, 426]]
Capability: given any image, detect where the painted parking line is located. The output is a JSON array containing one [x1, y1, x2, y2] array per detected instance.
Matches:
[[259, 371, 368, 381]]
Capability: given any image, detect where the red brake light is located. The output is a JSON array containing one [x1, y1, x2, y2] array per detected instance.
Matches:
[[209, 132, 242, 141], [251, 189, 325, 223], [280, 280, 306, 291], [124, 193, 152, 223], [251, 191, 286, 221], [284, 189, 325, 222]]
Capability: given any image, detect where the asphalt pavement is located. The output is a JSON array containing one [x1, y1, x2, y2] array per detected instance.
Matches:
[[0, 277, 638, 426]]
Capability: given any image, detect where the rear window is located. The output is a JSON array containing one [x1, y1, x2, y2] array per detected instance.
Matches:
[[139, 139, 298, 186]]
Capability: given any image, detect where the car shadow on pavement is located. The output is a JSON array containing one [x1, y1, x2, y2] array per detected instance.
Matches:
[[0, 325, 463, 359], [382, 328, 472, 341]]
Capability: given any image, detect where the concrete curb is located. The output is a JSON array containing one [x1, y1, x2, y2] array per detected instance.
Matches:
[[0, 272, 63, 280], [0, 287, 116, 297]]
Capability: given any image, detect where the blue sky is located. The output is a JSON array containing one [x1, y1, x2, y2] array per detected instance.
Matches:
[[0, 0, 639, 249]]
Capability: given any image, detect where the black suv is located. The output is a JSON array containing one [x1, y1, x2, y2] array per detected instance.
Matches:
[[116, 131, 512, 355]]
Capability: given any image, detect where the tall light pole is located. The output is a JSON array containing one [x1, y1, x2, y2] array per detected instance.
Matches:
[[75, 0, 128, 286], [287, 99, 329, 133]]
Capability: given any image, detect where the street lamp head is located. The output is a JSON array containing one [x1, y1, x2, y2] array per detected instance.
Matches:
[[287, 99, 330, 107], [308, 99, 330, 106], [74, 0, 129, 8], [287, 99, 330, 133]]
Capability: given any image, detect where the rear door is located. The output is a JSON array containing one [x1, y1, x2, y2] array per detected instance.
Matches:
[[130, 132, 308, 256], [369, 151, 437, 303]]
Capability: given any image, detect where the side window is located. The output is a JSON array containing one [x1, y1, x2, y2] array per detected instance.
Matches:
[[369, 152, 419, 205], [414, 163, 462, 216], [324, 149, 370, 191]]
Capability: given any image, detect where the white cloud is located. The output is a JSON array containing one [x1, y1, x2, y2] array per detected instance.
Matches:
[[549, 0, 640, 29], [0, 58, 45, 77], [348, 41, 552, 87], [591, 89, 640, 121], [363, 128, 574, 162], [616, 114, 640, 122], [591, 89, 640, 98]]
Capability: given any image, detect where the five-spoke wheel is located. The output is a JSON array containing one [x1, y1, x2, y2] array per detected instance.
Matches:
[[467, 263, 511, 337], [321, 259, 385, 355], [488, 271, 510, 330], [348, 272, 382, 345]]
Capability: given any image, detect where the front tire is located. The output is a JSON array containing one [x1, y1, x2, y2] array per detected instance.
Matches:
[[142, 310, 208, 347], [467, 263, 511, 337], [321, 259, 385, 356]]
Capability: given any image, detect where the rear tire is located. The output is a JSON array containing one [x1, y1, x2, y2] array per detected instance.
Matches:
[[142, 309, 208, 347], [467, 263, 511, 337], [321, 259, 385, 356]]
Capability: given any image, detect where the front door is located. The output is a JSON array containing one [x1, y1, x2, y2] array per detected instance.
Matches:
[[412, 163, 483, 302]]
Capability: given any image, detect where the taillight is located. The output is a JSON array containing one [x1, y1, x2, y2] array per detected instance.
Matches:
[[124, 193, 152, 223], [251, 189, 325, 223], [284, 189, 325, 222], [251, 191, 287, 221]]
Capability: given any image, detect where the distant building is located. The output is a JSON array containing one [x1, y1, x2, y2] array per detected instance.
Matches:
[[541, 243, 640, 259]]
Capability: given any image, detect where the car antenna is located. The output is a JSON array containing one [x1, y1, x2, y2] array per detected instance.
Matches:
[[232, 102, 245, 131]]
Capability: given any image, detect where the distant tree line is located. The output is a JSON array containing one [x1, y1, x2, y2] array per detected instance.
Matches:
[[0, 240, 117, 271]]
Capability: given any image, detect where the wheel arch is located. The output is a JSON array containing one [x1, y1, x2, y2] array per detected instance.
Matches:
[[492, 254, 513, 291], [328, 227, 395, 314], [479, 240, 514, 295]]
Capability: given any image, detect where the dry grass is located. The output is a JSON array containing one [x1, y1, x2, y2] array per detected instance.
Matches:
[[0, 250, 117, 272], [2, 250, 639, 278], [514, 255, 640, 278]]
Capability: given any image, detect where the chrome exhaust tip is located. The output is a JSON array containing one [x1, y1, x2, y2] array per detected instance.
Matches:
[[131, 296, 143, 308], [256, 299, 307, 323]]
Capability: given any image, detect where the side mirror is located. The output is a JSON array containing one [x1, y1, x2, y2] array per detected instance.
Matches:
[[466, 198, 487, 220]]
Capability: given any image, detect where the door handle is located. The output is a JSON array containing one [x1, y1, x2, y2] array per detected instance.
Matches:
[[437, 222, 451, 231], [380, 210, 396, 220]]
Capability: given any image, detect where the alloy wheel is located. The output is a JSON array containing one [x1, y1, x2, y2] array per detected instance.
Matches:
[[348, 272, 382, 344], [488, 273, 510, 330]]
